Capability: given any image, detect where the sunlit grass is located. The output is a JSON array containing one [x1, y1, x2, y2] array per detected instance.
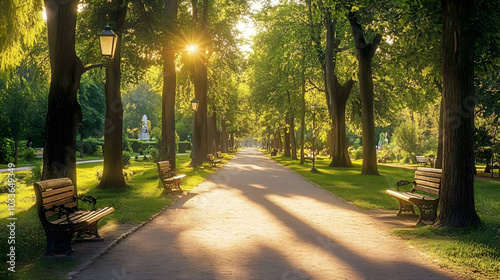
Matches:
[[0, 152, 233, 280], [266, 150, 500, 280]]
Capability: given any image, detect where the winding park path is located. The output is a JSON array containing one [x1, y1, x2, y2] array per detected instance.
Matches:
[[71, 148, 457, 280]]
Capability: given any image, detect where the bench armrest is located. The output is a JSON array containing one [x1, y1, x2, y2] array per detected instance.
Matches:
[[46, 204, 76, 223], [76, 195, 97, 210], [161, 170, 177, 179], [396, 180, 413, 192]]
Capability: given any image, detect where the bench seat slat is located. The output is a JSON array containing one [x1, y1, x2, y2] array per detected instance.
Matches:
[[70, 207, 115, 224]]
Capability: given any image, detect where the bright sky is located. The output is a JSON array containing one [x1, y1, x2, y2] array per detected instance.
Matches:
[[236, 1, 263, 55]]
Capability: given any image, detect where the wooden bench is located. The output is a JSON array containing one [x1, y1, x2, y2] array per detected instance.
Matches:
[[34, 178, 115, 256], [385, 167, 441, 225], [270, 148, 278, 156], [157, 161, 186, 194], [216, 151, 224, 160], [207, 154, 222, 167], [416, 155, 434, 167]]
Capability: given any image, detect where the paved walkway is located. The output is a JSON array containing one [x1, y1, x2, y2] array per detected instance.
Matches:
[[72, 148, 456, 280]]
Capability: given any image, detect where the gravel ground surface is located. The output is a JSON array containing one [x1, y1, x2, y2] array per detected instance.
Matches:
[[70, 148, 458, 280]]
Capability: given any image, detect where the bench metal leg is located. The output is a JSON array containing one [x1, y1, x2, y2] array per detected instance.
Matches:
[[415, 201, 438, 225], [395, 198, 416, 216], [44, 227, 74, 256]]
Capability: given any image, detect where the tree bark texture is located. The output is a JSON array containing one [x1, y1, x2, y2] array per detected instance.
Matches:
[[325, 12, 354, 168], [98, 0, 127, 189], [42, 0, 82, 187], [300, 69, 306, 164], [348, 12, 381, 175], [192, 59, 208, 166], [435, 0, 480, 228], [290, 116, 297, 160], [435, 96, 444, 169], [283, 120, 291, 157], [161, 0, 178, 168], [161, 50, 177, 169], [221, 119, 228, 152], [207, 110, 217, 155]]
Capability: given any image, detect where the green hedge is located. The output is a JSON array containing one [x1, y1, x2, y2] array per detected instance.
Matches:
[[128, 139, 158, 153], [178, 141, 191, 153], [78, 138, 104, 156]]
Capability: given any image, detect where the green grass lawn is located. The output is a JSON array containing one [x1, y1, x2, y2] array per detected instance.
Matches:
[[0, 153, 233, 280], [268, 151, 500, 280]]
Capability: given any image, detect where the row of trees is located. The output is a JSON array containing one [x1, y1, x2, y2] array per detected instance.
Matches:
[[248, 0, 499, 227], [1, 0, 251, 190]]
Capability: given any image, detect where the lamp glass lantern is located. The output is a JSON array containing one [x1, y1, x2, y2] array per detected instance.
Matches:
[[191, 98, 200, 112], [98, 24, 118, 58]]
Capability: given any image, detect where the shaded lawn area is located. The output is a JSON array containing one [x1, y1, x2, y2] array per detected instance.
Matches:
[[0, 153, 233, 280], [269, 152, 500, 280]]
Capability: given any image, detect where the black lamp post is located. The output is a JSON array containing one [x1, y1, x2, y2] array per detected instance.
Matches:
[[98, 24, 118, 58], [311, 105, 318, 173], [191, 98, 199, 167]]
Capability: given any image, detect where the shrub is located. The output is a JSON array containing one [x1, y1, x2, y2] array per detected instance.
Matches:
[[178, 141, 191, 153], [20, 147, 36, 162], [148, 147, 160, 162], [0, 138, 13, 164], [31, 160, 43, 181], [94, 145, 103, 156], [122, 150, 132, 167], [95, 168, 103, 180]]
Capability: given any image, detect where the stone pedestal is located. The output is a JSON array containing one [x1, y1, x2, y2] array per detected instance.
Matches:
[[138, 132, 150, 141]]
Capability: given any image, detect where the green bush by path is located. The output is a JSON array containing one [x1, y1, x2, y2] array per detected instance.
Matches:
[[0, 153, 234, 280], [267, 151, 500, 280]]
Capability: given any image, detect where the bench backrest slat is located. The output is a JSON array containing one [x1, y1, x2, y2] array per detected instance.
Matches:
[[414, 174, 441, 183], [34, 178, 78, 218], [412, 167, 441, 196], [157, 161, 172, 176], [42, 188, 75, 205], [414, 184, 440, 195]]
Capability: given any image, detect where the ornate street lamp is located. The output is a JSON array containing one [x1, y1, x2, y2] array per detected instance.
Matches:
[[98, 24, 118, 58], [191, 98, 200, 112]]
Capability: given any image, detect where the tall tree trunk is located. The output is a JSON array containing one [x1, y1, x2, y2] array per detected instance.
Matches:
[[325, 12, 355, 168], [290, 116, 297, 160], [161, 49, 177, 168], [160, 0, 178, 168], [42, 0, 82, 188], [190, 53, 207, 166], [98, 0, 127, 189], [435, 0, 480, 228], [190, 0, 209, 166], [435, 95, 444, 169], [348, 12, 381, 175], [221, 119, 228, 153], [283, 118, 291, 157], [277, 129, 282, 152], [207, 110, 217, 155], [300, 69, 306, 164], [215, 112, 220, 152]]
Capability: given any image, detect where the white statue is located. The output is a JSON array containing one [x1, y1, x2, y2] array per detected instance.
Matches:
[[138, 114, 150, 140], [141, 115, 148, 133]]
